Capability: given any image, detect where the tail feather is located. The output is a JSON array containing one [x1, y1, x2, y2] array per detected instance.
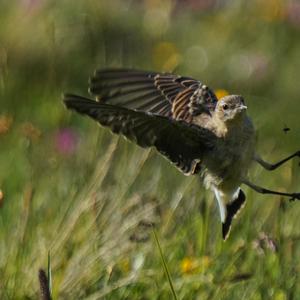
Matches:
[[222, 189, 246, 240]]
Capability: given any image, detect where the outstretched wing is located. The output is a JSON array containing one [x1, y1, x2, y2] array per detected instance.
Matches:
[[89, 69, 218, 123], [64, 94, 218, 175]]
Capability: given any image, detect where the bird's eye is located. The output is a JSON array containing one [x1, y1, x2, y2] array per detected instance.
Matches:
[[222, 104, 229, 110]]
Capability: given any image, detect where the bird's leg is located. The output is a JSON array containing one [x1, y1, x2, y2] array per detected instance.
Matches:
[[242, 179, 300, 201], [254, 151, 300, 171]]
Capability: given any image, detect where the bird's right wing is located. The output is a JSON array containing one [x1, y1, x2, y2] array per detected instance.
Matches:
[[64, 94, 218, 175]]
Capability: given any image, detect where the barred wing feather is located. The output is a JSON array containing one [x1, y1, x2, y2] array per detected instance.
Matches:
[[89, 69, 218, 123], [64, 94, 217, 175]]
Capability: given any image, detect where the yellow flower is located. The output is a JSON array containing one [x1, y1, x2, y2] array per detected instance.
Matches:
[[214, 89, 229, 100], [181, 257, 196, 274], [181, 256, 211, 274]]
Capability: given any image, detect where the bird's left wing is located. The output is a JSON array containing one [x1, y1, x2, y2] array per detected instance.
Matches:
[[89, 69, 218, 123], [64, 94, 218, 175]]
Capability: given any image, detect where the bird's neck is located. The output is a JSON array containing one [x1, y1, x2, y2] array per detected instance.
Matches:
[[213, 114, 247, 138]]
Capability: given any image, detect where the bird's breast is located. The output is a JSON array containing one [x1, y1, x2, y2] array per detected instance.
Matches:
[[201, 116, 255, 191]]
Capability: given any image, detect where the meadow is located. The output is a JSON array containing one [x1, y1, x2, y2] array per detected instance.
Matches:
[[1, 1, 300, 299]]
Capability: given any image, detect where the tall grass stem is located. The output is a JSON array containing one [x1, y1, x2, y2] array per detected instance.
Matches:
[[152, 228, 178, 300]]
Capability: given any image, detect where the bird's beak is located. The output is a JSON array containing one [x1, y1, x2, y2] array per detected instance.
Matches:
[[238, 105, 247, 112]]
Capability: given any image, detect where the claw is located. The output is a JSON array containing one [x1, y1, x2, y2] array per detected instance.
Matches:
[[290, 193, 300, 201]]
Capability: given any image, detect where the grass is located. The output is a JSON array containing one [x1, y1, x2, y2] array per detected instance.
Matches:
[[152, 228, 178, 300], [1, 1, 300, 299]]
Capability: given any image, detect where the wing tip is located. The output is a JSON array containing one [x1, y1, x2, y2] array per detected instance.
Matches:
[[62, 93, 77, 109], [62, 93, 97, 112]]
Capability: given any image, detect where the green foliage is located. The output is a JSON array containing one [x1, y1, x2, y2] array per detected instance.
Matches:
[[0, 0, 300, 299]]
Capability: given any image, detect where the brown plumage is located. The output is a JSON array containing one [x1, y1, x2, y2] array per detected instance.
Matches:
[[64, 68, 300, 240], [89, 69, 217, 122]]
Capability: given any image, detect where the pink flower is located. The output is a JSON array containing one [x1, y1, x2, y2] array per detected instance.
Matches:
[[54, 128, 79, 155]]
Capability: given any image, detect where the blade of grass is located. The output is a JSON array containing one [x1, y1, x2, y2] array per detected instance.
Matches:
[[47, 251, 52, 297], [152, 228, 178, 300]]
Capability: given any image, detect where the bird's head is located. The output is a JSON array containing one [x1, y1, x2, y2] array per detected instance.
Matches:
[[215, 95, 247, 123]]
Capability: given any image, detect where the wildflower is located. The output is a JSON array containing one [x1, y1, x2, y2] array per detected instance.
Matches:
[[214, 89, 229, 100], [54, 128, 79, 155], [181, 257, 195, 274], [0, 114, 13, 135], [181, 256, 211, 274]]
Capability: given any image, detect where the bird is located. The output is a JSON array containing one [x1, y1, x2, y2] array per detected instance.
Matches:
[[63, 68, 300, 240]]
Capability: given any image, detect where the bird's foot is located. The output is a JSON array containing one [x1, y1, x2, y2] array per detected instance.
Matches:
[[289, 193, 300, 202]]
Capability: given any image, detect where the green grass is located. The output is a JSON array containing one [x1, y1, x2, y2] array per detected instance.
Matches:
[[0, 1, 300, 299], [153, 228, 178, 300]]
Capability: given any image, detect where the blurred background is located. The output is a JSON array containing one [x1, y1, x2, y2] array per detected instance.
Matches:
[[1, 0, 300, 299]]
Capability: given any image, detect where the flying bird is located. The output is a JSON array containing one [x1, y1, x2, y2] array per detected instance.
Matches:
[[63, 69, 300, 240]]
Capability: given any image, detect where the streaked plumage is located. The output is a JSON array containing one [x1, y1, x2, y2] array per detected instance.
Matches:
[[89, 69, 218, 122], [63, 94, 217, 175], [63, 69, 272, 240]]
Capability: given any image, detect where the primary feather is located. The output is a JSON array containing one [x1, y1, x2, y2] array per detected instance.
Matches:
[[89, 69, 218, 123], [64, 93, 217, 175]]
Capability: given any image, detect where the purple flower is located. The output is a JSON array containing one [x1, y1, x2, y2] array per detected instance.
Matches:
[[55, 128, 79, 155]]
